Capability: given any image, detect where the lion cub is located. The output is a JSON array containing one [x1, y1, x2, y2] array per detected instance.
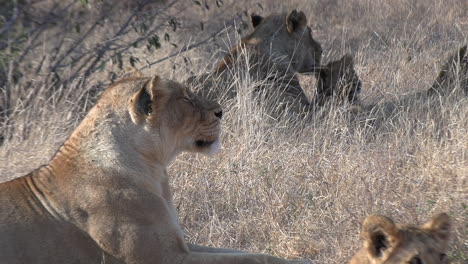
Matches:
[[349, 213, 451, 264]]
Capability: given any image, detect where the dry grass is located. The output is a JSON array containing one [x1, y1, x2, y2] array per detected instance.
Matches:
[[1, 0, 467, 263]]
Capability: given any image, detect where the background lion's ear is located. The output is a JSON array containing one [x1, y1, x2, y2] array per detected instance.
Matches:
[[318, 68, 329, 79], [423, 213, 451, 242], [362, 215, 400, 258], [147, 75, 161, 97], [340, 54, 355, 67], [455, 45, 467, 63], [129, 75, 160, 124], [250, 13, 264, 28], [286, 10, 307, 33]]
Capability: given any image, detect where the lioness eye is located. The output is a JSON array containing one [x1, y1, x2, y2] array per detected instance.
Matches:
[[183, 97, 195, 107]]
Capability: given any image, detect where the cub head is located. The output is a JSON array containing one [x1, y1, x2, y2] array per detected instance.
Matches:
[[119, 75, 223, 162], [315, 54, 362, 106], [247, 10, 323, 74], [349, 213, 451, 264]]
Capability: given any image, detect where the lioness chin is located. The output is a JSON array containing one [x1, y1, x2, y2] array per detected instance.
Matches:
[[0, 75, 309, 264]]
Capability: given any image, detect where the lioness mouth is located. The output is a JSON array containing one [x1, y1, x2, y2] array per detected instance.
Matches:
[[195, 140, 215, 147]]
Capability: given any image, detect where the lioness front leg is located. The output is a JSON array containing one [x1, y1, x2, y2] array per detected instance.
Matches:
[[187, 243, 246, 253], [88, 221, 309, 264], [82, 194, 308, 264], [183, 252, 310, 264], [89, 224, 309, 264]]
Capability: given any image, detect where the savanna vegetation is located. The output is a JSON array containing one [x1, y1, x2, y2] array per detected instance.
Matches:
[[0, 0, 466, 263]]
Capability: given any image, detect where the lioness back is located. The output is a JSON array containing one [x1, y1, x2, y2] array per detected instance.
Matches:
[[349, 213, 451, 264]]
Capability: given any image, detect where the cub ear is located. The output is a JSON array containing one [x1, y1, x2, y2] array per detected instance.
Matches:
[[423, 213, 451, 243], [361, 215, 400, 258], [250, 13, 264, 28], [129, 75, 160, 124], [286, 9, 307, 33]]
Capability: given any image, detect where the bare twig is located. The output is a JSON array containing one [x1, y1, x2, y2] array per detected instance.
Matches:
[[140, 14, 243, 70], [0, 5, 19, 37], [74, 0, 180, 82]]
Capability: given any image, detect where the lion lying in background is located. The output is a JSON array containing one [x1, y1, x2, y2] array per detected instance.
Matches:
[[0, 74, 309, 264], [188, 10, 323, 115], [349, 213, 451, 264]]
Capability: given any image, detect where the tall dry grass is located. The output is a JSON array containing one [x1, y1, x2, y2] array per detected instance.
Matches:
[[1, 0, 467, 263]]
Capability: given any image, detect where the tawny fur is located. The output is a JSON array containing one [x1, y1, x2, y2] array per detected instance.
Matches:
[[349, 213, 451, 264]]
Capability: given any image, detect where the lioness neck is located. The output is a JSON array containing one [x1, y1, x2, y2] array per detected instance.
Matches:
[[52, 102, 171, 173], [19, 102, 173, 222]]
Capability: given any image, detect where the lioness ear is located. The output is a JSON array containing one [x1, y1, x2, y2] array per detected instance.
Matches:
[[129, 75, 160, 124], [423, 213, 451, 243], [286, 10, 307, 33], [250, 13, 264, 28], [362, 215, 400, 258]]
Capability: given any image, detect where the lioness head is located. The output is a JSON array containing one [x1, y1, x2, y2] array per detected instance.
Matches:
[[315, 54, 362, 106], [249, 10, 322, 74], [98, 75, 223, 163], [349, 213, 451, 264], [216, 10, 322, 75]]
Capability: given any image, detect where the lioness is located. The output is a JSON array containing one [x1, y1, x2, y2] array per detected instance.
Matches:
[[349, 213, 451, 264], [0, 75, 309, 264], [188, 10, 322, 114], [313, 54, 362, 106]]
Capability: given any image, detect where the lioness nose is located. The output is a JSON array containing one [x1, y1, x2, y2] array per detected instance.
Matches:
[[214, 110, 223, 120]]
